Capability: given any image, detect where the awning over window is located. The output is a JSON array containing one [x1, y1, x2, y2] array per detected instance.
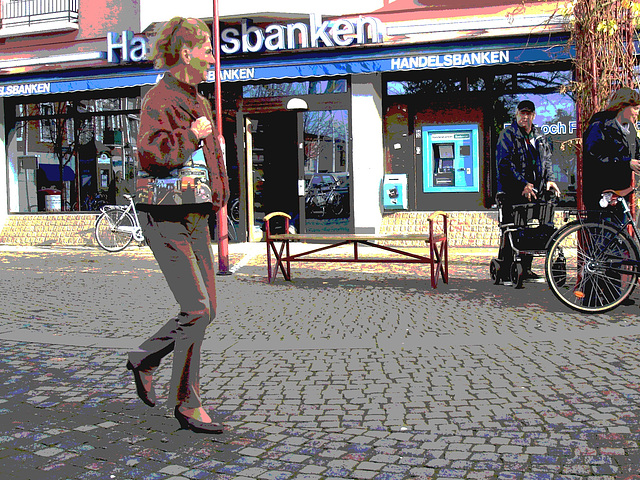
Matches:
[[217, 34, 572, 82], [39, 164, 75, 182], [0, 66, 160, 98], [0, 34, 571, 97]]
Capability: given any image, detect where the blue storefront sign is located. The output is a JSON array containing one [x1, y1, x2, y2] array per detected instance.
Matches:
[[0, 35, 571, 97]]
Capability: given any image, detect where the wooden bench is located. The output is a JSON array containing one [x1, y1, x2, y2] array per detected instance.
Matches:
[[264, 211, 448, 288]]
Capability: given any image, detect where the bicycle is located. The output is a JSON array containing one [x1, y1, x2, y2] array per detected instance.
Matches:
[[229, 197, 240, 223], [94, 194, 145, 252], [213, 211, 238, 243], [83, 191, 108, 211], [544, 185, 640, 313]]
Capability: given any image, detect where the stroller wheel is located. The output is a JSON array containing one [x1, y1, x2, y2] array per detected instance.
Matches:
[[511, 262, 524, 289], [490, 259, 502, 285]]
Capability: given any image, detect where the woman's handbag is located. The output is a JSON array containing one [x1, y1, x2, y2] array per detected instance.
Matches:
[[135, 148, 212, 206]]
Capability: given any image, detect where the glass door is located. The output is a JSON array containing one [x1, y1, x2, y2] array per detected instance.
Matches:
[[303, 109, 350, 233], [244, 112, 301, 241]]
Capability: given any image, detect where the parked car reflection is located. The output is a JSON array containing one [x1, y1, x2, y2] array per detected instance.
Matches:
[[305, 172, 349, 219]]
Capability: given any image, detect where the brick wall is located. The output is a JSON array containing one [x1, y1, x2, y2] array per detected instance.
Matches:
[[0, 210, 566, 248], [379, 210, 567, 248], [0, 214, 99, 247], [379, 211, 501, 248]]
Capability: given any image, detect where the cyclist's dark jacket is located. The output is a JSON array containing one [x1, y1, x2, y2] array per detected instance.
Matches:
[[136, 72, 229, 212], [582, 110, 638, 210], [496, 120, 554, 203]]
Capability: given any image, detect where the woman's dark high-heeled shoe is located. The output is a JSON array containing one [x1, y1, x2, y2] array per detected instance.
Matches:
[[126, 360, 156, 407], [174, 406, 223, 434]]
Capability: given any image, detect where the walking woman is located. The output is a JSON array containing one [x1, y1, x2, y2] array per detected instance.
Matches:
[[581, 87, 640, 307], [582, 87, 640, 213], [126, 16, 228, 434]]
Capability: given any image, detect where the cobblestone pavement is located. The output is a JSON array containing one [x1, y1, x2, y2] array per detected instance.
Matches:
[[2, 244, 640, 479]]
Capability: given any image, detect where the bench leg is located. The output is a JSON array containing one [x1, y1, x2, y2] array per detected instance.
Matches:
[[429, 239, 449, 288], [267, 240, 291, 282], [285, 240, 291, 280], [430, 242, 437, 288], [441, 240, 448, 284], [267, 240, 275, 282]]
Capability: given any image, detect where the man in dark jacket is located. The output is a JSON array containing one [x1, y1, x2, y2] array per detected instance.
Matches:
[[496, 100, 560, 204], [496, 100, 560, 278], [582, 87, 640, 213]]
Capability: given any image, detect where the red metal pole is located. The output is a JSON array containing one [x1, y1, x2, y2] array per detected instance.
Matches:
[[576, 108, 584, 211], [213, 0, 230, 275]]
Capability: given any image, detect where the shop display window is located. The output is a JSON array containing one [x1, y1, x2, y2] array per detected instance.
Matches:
[[387, 68, 570, 96], [243, 79, 347, 98], [7, 92, 141, 213]]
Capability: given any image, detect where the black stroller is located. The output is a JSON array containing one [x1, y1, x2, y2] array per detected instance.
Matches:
[[489, 191, 558, 288]]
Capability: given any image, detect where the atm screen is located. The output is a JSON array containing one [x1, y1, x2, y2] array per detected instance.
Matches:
[[438, 144, 454, 159], [441, 158, 453, 170]]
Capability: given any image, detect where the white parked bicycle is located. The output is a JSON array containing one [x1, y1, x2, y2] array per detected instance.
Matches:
[[95, 194, 238, 252], [94, 194, 145, 252]]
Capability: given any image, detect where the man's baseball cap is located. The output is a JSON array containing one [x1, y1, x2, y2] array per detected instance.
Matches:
[[517, 100, 535, 112]]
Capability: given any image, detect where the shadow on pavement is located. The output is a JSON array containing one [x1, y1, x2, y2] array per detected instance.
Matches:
[[262, 267, 640, 319]]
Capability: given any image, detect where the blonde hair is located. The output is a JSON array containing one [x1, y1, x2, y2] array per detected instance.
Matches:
[[606, 87, 640, 113], [150, 17, 211, 69]]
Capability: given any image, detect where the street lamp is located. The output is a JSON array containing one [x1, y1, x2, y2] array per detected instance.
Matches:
[[213, 0, 231, 275]]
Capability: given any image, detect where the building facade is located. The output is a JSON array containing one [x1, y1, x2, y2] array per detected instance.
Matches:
[[0, 0, 574, 243]]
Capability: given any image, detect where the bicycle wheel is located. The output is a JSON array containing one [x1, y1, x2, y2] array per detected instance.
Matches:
[[545, 220, 639, 313], [330, 194, 345, 217], [229, 198, 240, 223], [95, 209, 135, 252], [227, 216, 237, 242]]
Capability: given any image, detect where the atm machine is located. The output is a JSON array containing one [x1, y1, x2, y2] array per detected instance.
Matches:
[[432, 143, 455, 187], [422, 124, 479, 193]]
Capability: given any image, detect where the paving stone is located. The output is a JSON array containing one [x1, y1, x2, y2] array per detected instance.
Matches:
[[3, 246, 640, 478]]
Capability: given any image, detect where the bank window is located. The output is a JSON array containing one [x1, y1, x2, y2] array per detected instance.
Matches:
[[243, 79, 347, 98], [494, 74, 515, 93], [467, 76, 486, 92], [303, 110, 349, 174], [388, 69, 570, 96], [77, 97, 140, 114], [8, 93, 141, 213], [388, 76, 474, 95], [494, 70, 571, 93], [517, 70, 570, 91], [39, 103, 56, 142], [15, 104, 24, 141]]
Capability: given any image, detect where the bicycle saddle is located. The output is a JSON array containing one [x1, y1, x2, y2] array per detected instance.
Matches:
[[601, 186, 634, 197], [600, 186, 634, 207]]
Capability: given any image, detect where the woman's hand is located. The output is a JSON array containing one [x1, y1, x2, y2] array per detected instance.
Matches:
[[191, 116, 212, 140], [631, 159, 640, 173]]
